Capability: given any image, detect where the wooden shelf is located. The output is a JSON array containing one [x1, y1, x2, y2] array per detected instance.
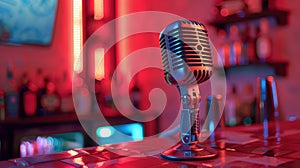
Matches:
[[0, 113, 136, 126], [210, 9, 289, 29], [220, 61, 289, 77], [0, 113, 78, 125]]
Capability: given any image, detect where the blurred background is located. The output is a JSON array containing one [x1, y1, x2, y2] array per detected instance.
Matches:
[[0, 0, 298, 160]]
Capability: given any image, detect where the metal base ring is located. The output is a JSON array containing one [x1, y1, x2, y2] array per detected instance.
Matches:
[[160, 142, 218, 161]]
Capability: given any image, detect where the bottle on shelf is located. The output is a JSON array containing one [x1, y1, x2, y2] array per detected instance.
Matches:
[[229, 25, 243, 66], [261, 0, 269, 10], [73, 75, 91, 115], [240, 24, 250, 65], [261, 0, 276, 10], [40, 76, 61, 115], [245, 0, 262, 13], [0, 88, 5, 120], [213, 0, 223, 17], [224, 85, 240, 126], [58, 71, 74, 113], [35, 68, 45, 93], [218, 30, 231, 67], [244, 23, 258, 64], [35, 69, 46, 116], [130, 78, 142, 118], [5, 63, 19, 118], [131, 82, 141, 110], [20, 73, 38, 117], [255, 19, 272, 63], [215, 0, 248, 17], [239, 83, 256, 125]]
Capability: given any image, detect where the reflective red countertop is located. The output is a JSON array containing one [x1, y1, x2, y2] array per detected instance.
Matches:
[[1, 120, 300, 167]]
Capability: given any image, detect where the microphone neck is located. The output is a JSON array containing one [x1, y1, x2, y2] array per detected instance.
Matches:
[[178, 85, 201, 144]]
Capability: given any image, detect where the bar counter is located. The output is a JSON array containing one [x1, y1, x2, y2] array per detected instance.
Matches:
[[1, 119, 300, 167]]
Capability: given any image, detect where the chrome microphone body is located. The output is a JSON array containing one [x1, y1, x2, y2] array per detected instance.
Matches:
[[159, 20, 218, 160], [159, 20, 213, 143]]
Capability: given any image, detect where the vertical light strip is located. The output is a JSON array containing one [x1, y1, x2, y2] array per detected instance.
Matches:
[[95, 48, 105, 80], [94, 0, 104, 20], [73, 0, 83, 73]]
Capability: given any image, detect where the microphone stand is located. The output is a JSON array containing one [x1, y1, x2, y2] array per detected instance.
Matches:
[[161, 84, 218, 160]]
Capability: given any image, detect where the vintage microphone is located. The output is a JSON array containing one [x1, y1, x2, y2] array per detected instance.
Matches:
[[159, 20, 218, 160]]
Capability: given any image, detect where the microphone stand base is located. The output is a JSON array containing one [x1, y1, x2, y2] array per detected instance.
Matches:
[[160, 142, 218, 161]]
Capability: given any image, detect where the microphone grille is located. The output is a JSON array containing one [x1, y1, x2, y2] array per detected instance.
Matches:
[[159, 20, 213, 85]]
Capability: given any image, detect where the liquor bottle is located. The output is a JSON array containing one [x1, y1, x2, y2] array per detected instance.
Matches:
[[58, 71, 74, 113], [35, 68, 45, 91], [245, 0, 262, 13], [73, 75, 91, 115], [218, 30, 231, 67], [5, 64, 19, 118], [229, 25, 243, 65], [0, 88, 5, 120], [261, 0, 275, 10], [261, 0, 269, 10], [20, 73, 38, 117], [245, 24, 257, 63], [207, 95, 225, 129], [241, 25, 250, 65], [255, 19, 272, 63], [35, 69, 47, 116], [224, 85, 240, 126], [40, 77, 61, 114], [239, 84, 256, 125]]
